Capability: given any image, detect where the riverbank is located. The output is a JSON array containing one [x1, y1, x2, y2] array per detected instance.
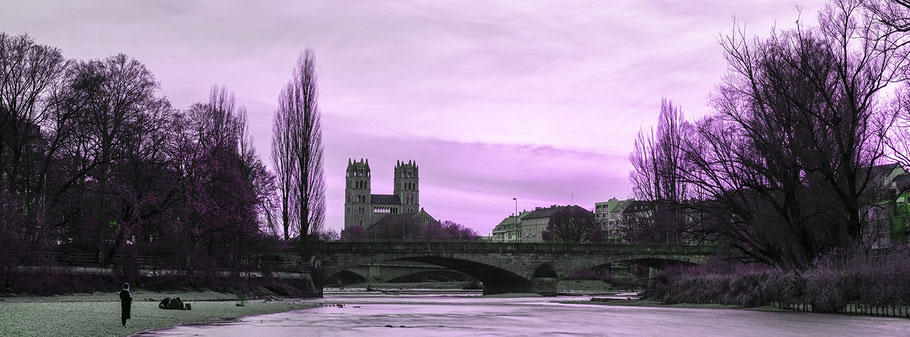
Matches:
[[644, 246, 910, 314], [0, 290, 319, 337], [134, 294, 910, 336], [328, 279, 622, 294], [329, 281, 479, 291], [560, 298, 781, 311]]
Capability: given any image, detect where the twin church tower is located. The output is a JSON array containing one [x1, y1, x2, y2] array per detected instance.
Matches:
[[344, 159, 421, 230]]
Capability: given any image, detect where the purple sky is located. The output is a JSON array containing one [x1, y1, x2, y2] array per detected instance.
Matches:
[[1, 0, 827, 235]]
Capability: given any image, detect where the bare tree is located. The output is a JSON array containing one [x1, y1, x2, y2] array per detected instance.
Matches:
[[865, 0, 910, 33], [275, 50, 325, 247], [864, 0, 910, 170], [0, 33, 67, 238], [664, 0, 908, 265], [892, 102, 910, 167], [629, 99, 689, 243], [543, 206, 597, 243], [272, 94, 296, 239], [48, 54, 176, 260]]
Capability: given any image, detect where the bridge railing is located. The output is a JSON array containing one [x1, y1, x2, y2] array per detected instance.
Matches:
[[317, 241, 717, 255]]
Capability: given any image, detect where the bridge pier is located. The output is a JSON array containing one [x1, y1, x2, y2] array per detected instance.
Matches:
[[478, 277, 556, 296], [481, 280, 533, 295], [368, 265, 381, 283], [531, 277, 558, 296]]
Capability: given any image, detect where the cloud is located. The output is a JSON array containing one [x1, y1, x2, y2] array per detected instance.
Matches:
[[324, 115, 633, 233], [1, 0, 830, 235]]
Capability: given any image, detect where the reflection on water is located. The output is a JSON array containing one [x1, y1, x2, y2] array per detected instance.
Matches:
[[138, 294, 910, 337]]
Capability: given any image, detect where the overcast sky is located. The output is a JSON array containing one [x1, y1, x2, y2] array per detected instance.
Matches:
[[1, 0, 828, 235]]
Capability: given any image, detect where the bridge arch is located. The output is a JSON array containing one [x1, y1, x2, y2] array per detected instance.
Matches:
[[556, 254, 706, 279], [386, 270, 476, 283], [323, 253, 536, 294], [326, 270, 367, 285], [533, 263, 558, 278]]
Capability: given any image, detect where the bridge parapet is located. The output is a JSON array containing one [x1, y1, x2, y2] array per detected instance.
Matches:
[[318, 241, 717, 256]]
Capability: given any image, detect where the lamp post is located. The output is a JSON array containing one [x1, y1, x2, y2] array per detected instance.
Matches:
[[513, 197, 517, 216], [512, 197, 519, 242]]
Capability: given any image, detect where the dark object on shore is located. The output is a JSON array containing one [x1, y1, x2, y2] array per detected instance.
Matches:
[[120, 283, 132, 326], [159, 297, 186, 310]]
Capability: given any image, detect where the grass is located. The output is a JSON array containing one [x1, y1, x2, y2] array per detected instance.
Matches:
[[748, 305, 790, 312], [0, 290, 240, 303], [0, 290, 318, 337]]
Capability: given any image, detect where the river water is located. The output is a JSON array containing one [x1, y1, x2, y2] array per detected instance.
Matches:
[[139, 294, 910, 336]]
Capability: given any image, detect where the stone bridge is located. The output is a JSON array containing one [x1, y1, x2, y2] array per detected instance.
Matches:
[[318, 241, 716, 296], [331, 261, 464, 284]]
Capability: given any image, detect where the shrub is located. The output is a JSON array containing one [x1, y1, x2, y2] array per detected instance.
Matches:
[[644, 245, 910, 309], [0, 192, 28, 289]]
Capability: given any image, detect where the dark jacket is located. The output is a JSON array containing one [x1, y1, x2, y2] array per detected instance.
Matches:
[[119, 289, 132, 319]]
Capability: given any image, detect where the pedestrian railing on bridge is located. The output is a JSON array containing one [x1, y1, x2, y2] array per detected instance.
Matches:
[[317, 241, 718, 256]]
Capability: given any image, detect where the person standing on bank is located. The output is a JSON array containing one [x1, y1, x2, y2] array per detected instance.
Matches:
[[120, 282, 133, 326]]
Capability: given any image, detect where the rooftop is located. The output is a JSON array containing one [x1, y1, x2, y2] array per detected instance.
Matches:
[[523, 205, 591, 220]]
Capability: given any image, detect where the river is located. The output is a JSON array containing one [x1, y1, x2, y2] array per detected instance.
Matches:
[[138, 293, 910, 336]]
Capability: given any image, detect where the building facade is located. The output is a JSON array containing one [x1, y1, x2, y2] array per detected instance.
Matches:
[[520, 205, 574, 242], [344, 159, 421, 230], [494, 205, 599, 242], [491, 210, 529, 242], [594, 198, 635, 242], [864, 164, 910, 247]]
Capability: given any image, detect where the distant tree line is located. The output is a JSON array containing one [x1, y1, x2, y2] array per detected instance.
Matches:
[[629, 0, 910, 266], [341, 219, 480, 241], [0, 33, 326, 279]]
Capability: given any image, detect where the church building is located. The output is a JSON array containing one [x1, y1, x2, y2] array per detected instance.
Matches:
[[344, 159, 434, 230]]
